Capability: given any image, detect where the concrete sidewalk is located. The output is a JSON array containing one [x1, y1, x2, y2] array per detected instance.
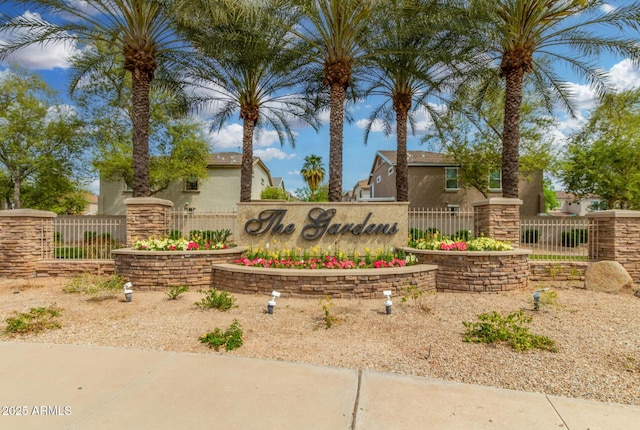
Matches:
[[0, 342, 638, 429]]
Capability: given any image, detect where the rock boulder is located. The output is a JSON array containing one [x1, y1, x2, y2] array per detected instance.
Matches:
[[585, 261, 633, 293]]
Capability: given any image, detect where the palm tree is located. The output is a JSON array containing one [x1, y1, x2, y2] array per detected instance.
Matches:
[[467, 0, 640, 198], [363, 0, 463, 202], [174, 0, 318, 202], [301, 154, 325, 200], [292, 0, 377, 202], [0, 0, 186, 197]]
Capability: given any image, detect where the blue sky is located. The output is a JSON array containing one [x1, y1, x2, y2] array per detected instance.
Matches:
[[2, 2, 640, 197]]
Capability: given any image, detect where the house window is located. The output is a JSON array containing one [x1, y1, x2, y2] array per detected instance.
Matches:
[[388, 167, 394, 176], [445, 168, 459, 191], [123, 181, 132, 192], [184, 177, 199, 191], [488, 169, 502, 191], [376, 175, 382, 184], [447, 204, 460, 215]]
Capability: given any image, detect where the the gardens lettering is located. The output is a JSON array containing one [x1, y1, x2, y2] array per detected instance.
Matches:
[[244, 208, 399, 240]]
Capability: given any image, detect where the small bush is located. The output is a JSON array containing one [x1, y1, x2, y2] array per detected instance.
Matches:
[[561, 229, 588, 247], [62, 274, 125, 300], [319, 295, 338, 329], [454, 229, 472, 241], [3, 305, 62, 336], [166, 285, 189, 300], [400, 284, 424, 303], [462, 311, 557, 352], [199, 319, 244, 351], [194, 288, 237, 311], [169, 230, 182, 240], [83, 231, 97, 242], [521, 229, 539, 244]]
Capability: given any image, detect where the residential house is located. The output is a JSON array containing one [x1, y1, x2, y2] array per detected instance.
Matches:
[[368, 150, 545, 216], [349, 179, 372, 202], [551, 191, 601, 216], [99, 152, 275, 215]]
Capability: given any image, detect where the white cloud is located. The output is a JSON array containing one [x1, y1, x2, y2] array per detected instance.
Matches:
[[561, 82, 598, 111], [0, 12, 80, 70], [208, 123, 285, 152], [355, 118, 386, 132], [254, 147, 295, 161], [601, 3, 616, 14], [288, 170, 300, 175], [608, 59, 640, 91]]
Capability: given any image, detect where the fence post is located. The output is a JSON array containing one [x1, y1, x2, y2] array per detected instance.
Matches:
[[586, 210, 640, 281], [125, 197, 174, 246], [473, 198, 522, 246], [0, 209, 56, 278]]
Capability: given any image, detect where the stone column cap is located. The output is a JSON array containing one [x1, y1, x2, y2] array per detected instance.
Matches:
[[586, 210, 640, 218], [124, 197, 174, 207], [472, 198, 523, 207], [0, 209, 56, 218]]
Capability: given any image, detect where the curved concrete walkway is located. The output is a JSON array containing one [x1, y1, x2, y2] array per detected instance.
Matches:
[[0, 341, 638, 429]]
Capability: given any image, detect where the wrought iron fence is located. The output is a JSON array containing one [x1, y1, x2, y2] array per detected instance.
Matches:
[[520, 216, 597, 261], [51, 215, 127, 260], [408, 207, 474, 240], [169, 209, 238, 241]]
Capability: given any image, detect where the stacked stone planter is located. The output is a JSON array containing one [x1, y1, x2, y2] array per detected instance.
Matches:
[[405, 248, 531, 292], [112, 247, 247, 291]]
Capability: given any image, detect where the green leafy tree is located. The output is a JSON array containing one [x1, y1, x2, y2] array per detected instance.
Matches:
[[175, 0, 318, 202], [295, 183, 329, 202], [292, 0, 379, 201], [427, 84, 555, 198], [562, 88, 640, 209], [300, 154, 326, 200], [261, 186, 289, 200], [465, 0, 640, 198], [0, 0, 188, 198], [0, 69, 86, 210]]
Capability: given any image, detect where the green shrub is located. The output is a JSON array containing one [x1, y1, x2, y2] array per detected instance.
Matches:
[[454, 229, 472, 241], [83, 231, 97, 242], [169, 230, 182, 240], [561, 229, 588, 247], [199, 319, 244, 351], [166, 285, 189, 300], [521, 229, 539, 244], [3, 305, 62, 335], [462, 311, 557, 352], [62, 274, 125, 299], [319, 295, 338, 329], [261, 186, 288, 200], [194, 288, 237, 311]]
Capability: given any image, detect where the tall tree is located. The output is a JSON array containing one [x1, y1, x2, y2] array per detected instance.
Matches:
[[0, 0, 187, 197], [0, 69, 85, 210], [175, 0, 318, 202], [300, 154, 326, 200], [562, 88, 640, 209], [362, 0, 462, 202], [292, 0, 378, 201], [466, 0, 640, 198]]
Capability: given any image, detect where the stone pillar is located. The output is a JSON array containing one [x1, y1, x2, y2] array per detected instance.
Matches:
[[473, 198, 522, 246], [0, 209, 56, 278], [587, 210, 640, 281], [125, 197, 174, 245]]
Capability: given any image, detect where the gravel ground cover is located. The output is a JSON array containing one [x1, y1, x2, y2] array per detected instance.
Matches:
[[1, 277, 639, 405]]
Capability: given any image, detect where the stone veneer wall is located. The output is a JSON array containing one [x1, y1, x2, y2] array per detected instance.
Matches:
[[473, 198, 522, 247], [0, 209, 56, 278], [112, 247, 247, 290], [528, 261, 587, 287], [36, 260, 115, 278], [210, 263, 437, 298], [408, 248, 531, 292], [125, 197, 173, 246], [587, 210, 640, 281]]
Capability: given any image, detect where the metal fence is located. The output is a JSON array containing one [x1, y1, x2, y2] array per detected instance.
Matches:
[[169, 209, 238, 240], [51, 215, 127, 260], [408, 207, 474, 239], [520, 216, 596, 261]]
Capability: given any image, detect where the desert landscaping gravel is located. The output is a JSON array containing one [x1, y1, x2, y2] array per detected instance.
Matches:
[[1, 277, 639, 406]]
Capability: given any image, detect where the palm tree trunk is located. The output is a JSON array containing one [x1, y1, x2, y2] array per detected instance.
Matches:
[[328, 84, 346, 202], [502, 67, 524, 199], [394, 96, 410, 202], [131, 69, 152, 198], [240, 118, 256, 202]]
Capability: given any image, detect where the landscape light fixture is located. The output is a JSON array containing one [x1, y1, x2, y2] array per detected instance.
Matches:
[[383, 290, 392, 315], [123, 282, 133, 303], [267, 290, 281, 314], [533, 288, 548, 311]]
